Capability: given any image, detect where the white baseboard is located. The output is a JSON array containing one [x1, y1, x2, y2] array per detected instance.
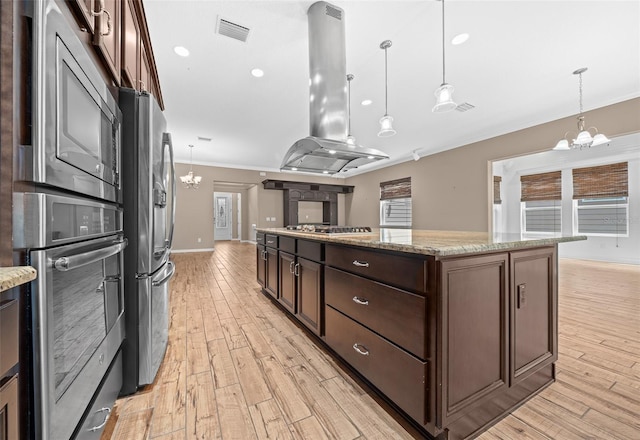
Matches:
[[171, 248, 215, 254]]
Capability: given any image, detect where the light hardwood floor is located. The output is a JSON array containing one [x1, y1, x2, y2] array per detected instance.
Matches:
[[103, 242, 640, 440]]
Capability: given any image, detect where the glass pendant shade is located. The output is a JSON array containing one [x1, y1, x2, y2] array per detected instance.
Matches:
[[575, 130, 593, 146], [378, 115, 396, 137], [591, 133, 610, 146], [553, 139, 570, 151], [432, 83, 457, 113]]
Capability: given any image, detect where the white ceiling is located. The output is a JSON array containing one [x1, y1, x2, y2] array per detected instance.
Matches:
[[143, 0, 640, 177]]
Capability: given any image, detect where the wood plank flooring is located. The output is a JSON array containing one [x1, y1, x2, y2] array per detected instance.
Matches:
[[103, 242, 640, 440]]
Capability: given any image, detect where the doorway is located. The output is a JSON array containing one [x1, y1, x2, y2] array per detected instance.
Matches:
[[213, 192, 233, 241]]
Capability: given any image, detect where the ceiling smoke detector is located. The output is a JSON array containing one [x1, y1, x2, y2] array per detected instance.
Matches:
[[216, 17, 251, 42]]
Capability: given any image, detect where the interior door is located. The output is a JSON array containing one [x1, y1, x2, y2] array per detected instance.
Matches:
[[214, 193, 232, 241]]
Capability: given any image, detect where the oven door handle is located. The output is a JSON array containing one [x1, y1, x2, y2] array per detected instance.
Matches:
[[54, 238, 128, 272], [152, 261, 176, 287]]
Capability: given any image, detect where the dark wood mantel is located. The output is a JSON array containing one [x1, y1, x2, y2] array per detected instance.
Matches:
[[262, 180, 354, 226]]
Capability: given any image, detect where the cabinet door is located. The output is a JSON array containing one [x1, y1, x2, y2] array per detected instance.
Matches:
[[438, 253, 509, 427], [296, 257, 322, 336], [510, 247, 556, 385], [140, 42, 151, 92], [93, 0, 121, 85], [256, 245, 266, 287], [265, 248, 278, 299], [278, 252, 296, 313], [70, 0, 96, 34], [0, 375, 18, 440], [121, 0, 139, 88]]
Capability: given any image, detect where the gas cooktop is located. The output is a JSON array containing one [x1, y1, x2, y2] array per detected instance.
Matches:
[[286, 225, 372, 234]]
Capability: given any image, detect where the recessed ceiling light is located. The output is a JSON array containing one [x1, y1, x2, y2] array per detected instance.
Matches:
[[291, 167, 298, 171], [361, 99, 373, 106], [451, 33, 469, 45], [174, 46, 190, 57], [328, 150, 336, 154], [322, 171, 329, 174], [251, 68, 264, 78]]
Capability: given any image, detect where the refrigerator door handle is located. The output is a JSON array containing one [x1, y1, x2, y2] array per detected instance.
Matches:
[[152, 261, 176, 287], [164, 132, 176, 251]]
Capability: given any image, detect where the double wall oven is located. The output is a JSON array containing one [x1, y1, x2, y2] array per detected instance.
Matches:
[[14, 1, 125, 438]]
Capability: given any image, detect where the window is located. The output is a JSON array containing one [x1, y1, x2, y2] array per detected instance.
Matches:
[[520, 171, 561, 235], [380, 177, 411, 228], [572, 162, 629, 236], [493, 176, 502, 233], [522, 200, 561, 234], [574, 197, 628, 236]]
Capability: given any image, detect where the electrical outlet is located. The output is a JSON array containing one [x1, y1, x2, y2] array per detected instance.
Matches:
[[271, 217, 276, 222], [266, 217, 270, 222], [197, 237, 202, 243]]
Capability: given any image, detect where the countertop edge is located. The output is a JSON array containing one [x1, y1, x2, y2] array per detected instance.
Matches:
[[256, 228, 587, 257], [0, 266, 37, 293]]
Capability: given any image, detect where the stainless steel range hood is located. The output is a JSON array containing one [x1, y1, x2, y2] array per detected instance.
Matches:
[[281, 1, 389, 175]]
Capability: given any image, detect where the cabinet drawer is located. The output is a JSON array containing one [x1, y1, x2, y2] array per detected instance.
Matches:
[[298, 239, 323, 262], [265, 234, 278, 248], [325, 267, 426, 359], [76, 351, 123, 439], [0, 299, 19, 375], [256, 233, 265, 245], [326, 306, 427, 424], [326, 245, 426, 293], [279, 236, 296, 253]]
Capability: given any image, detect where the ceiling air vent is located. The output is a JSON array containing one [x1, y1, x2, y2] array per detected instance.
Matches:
[[455, 102, 475, 112], [217, 18, 250, 42], [325, 4, 342, 20], [197, 136, 212, 142]]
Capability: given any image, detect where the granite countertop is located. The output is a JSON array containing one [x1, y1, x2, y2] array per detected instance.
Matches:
[[256, 228, 587, 257], [0, 266, 37, 292]]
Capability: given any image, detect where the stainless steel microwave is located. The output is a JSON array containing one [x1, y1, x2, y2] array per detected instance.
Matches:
[[18, 0, 121, 204]]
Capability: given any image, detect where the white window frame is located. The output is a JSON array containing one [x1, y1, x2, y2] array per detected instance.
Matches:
[[380, 197, 412, 229], [573, 197, 629, 237], [520, 200, 562, 237]]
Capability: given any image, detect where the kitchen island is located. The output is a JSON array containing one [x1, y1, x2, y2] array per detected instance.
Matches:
[[255, 228, 585, 439]]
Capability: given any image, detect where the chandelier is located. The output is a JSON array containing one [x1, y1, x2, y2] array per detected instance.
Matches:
[[180, 144, 202, 189], [553, 67, 610, 150]]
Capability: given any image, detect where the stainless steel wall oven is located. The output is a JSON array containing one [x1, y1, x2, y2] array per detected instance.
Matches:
[[14, 193, 126, 440]]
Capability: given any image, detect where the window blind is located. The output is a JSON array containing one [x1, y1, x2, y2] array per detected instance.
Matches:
[[493, 176, 502, 204], [380, 177, 411, 200], [520, 171, 561, 202], [572, 162, 628, 199]]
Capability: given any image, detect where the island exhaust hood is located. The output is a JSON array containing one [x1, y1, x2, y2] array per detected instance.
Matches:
[[280, 1, 389, 175]]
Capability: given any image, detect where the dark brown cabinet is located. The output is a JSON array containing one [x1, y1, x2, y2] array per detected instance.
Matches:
[[92, 0, 121, 85], [510, 247, 557, 385], [70, 0, 96, 33], [438, 253, 509, 427], [265, 247, 278, 299], [0, 375, 18, 440], [257, 232, 559, 439], [121, 0, 140, 89], [295, 257, 322, 335], [278, 251, 296, 313]]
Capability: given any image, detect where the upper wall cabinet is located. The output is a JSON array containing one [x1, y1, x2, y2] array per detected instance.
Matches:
[[71, 0, 96, 34], [68, 0, 164, 108], [93, 0, 121, 86]]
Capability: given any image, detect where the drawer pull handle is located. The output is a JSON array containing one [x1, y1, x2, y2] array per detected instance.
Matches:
[[352, 296, 369, 306], [294, 263, 300, 277], [352, 260, 369, 268], [267, 240, 275, 244], [289, 261, 295, 274], [353, 343, 369, 356], [88, 407, 111, 432]]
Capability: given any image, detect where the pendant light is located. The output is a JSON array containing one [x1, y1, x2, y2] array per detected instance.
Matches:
[[346, 73, 356, 145], [432, 0, 457, 113], [378, 40, 396, 137], [553, 67, 610, 150], [180, 144, 202, 189]]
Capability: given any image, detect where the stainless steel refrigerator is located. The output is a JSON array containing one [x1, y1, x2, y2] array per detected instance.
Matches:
[[119, 88, 176, 395]]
